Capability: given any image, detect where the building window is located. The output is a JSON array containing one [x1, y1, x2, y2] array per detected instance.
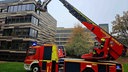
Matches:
[[29, 28, 38, 38], [3, 28, 29, 37], [31, 16, 39, 26], [18, 5, 22, 11], [3, 28, 38, 38], [36, 10, 40, 15], [0, 41, 11, 49], [13, 28, 30, 37], [30, 4, 35, 11], [0, 41, 8, 49], [17, 41, 30, 50], [22, 42, 29, 50], [14, 5, 18, 12], [8, 3, 35, 12], [0, 8, 7, 13], [3, 29, 12, 36], [11, 40, 22, 50], [10, 6, 13, 12], [5, 15, 39, 25], [23, 4, 26, 11], [0, 41, 33, 51], [26, 4, 30, 10], [6, 15, 31, 24]]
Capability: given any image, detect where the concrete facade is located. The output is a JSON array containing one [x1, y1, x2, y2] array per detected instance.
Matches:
[[0, 0, 56, 61], [55, 27, 73, 47]]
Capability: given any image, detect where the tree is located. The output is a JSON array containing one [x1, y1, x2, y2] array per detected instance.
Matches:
[[65, 24, 94, 57], [111, 11, 128, 47]]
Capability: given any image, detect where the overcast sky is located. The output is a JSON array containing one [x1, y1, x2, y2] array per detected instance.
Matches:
[[47, 0, 128, 32], [1, 0, 128, 32]]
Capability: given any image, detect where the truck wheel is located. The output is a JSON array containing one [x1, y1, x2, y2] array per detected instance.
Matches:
[[82, 68, 94, 72], [31, 65, 40, 72]]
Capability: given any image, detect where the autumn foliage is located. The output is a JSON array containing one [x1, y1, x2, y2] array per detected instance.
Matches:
[[65, 24, 94, 57]]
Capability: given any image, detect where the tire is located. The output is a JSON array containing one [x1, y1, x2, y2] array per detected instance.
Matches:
[[31, 65, 40, 72], [82, 68, 94, 72]]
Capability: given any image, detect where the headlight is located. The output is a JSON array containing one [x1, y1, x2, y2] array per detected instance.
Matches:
[[24, 64, 30, 69]]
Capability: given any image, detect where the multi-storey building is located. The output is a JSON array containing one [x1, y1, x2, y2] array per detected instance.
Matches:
[[99, 24, 109, 32], [55, 27, 73, 47], [55, 27, 95, 47], [0, 0, 56, 61]]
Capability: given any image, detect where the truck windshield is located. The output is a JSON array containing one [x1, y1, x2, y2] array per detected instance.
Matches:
[[27, 48, 36, 56]]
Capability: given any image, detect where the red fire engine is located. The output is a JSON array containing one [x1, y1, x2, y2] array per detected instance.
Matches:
[[24, 0, 127, 72], [24, 44, 59, 72]]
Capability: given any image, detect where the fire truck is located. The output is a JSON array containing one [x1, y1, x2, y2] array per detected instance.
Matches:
[[24, 44, 59, 72], [24, 0, 127, 72]]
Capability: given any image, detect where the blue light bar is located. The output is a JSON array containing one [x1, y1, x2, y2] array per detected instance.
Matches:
[[32, 42, 37, 46], [116, 65, 121, 70]]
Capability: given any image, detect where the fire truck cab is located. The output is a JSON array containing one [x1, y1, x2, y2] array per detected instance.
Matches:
[[24, 44, 59, 72]]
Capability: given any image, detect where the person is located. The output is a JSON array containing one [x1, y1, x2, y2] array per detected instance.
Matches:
[[100, 38, 105, 49], [36, 0, 42, 10], [41, 0, 51, 12], [93, 38, 106, 57], [36, 0, 51, 12]]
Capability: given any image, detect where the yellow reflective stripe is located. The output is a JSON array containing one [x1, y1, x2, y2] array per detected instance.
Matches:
[[52, 45, 59, 61]]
